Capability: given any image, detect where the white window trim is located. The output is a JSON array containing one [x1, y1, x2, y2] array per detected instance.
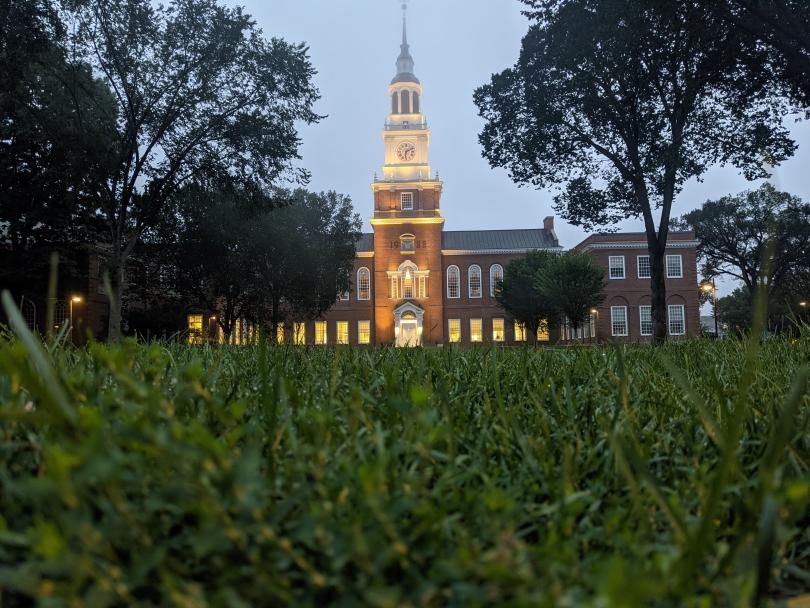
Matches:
[[490, 264, 503, 298], [492, 318, 505, 342], [401, 192, 413, 211], [470, 318, 483, 343], [358, 320, 371, 345], [668, 304, 686, 336], [447, 266, 460, 299], [336, 321, 349, 345], [611, 306, 628, 337], [637, 255, 651, 279], [448, 319, 461, 343], [666, 255, 683, 279], [357, 268, 371, 301], [609, 256, 626, 280], [639, 305, 652, 337], [315, 321, 328, 345], [468, 265, 483, 299]]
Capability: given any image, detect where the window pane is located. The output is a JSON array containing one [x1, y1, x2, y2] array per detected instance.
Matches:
[[358, 268, 371, 300], [490, 265, 503, 297], [418, 276, 426, 298], [401, 193, 413, 210], [447, 267, 460, 299], [640, 306, 652, 336], [493, 318, 505, 342], [470, 319, 483, 343], [403, 268, 414, 299], [188, 315, 203, 344], [339, 290, 349, 301], [448, 319, 461, 343], [637, 255, 651, 279], [337, 321, 349, 345], [611, 307, 628, 336], [294, 322, 306, 345], [358, 321, 371, 345], [668, 305, 686, 335], [609, 257, 625, 279], [666, 255, 683, 278], [316, 321, 327, 345], [277, 322, 285, 344], [537, 320, 549, 341], [391, 276, 399, 299], [515, 321, 526, 342], [469, 266, 482, 298]]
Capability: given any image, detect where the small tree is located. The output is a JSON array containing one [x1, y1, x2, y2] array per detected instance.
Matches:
[[536, 251, 606, 339], [494, 250, 558, 345]]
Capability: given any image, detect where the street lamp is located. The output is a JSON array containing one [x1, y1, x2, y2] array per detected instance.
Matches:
[[69, 296, 82, 344], [800, 301, 807, 324], [702, 281, 718, 338]]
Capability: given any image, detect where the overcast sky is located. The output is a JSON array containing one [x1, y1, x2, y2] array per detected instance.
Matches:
[[233, 0, 810, 298]]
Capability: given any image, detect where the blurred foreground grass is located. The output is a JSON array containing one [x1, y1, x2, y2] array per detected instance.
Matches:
[[1, 311, 810, 605]]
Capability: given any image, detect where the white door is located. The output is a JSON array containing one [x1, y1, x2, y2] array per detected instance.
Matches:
[[399, 321, 418, 347]]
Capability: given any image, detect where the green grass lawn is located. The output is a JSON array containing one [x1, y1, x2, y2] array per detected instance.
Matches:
[[1, 321, 809, 606]]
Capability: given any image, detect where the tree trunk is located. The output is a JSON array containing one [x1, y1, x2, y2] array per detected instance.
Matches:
[[107, 258, 125, 344], [649, 242, 667, 345]]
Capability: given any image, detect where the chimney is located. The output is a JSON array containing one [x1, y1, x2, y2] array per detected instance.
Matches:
[[544, 216, 559, 247]]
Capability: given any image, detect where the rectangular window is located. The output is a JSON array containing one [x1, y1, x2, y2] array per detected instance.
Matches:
[[418, 276, 426, 298], [401, 192, 413, 210], [339, 290, 349, 301], [188, 315, 203, 344], [277, 322, 285, 344], [403, 274, 414, 299], [294, 322, 306, 345], [358, 321, 371, 345], [611, 306, 628, 336], [637, 255, 651, 279], [515, 321, 526, 342], [391, 276, 399, 299], [448, 319, 461, 343], [537, 320, 550, 341], [639, 306, 652, 336], [668, 305, 686, 335], [336, 321, 349, 345], [666, 255, 683, 278], [609, 256, 626, 279], [470, 319, 483, 343], [492, 318, 505, 342], [315, 321, 327, 345], [590, 315, 596, 339]]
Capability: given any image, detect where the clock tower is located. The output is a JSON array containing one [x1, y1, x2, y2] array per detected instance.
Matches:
[[371, 4, 445, 346]]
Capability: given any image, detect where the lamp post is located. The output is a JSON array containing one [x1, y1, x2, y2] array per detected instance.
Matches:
[[69, 296, 82, 344], [702, 281, 718, 338]]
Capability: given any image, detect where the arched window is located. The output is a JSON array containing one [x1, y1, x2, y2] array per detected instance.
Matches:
[[447, 266, 460, 299], [401, 90, 411, 114], [490, 264, 503, 297], [23, 300, 36, 331], [469, 265, 482, 298], [358, 268, 371, 300], [55, 300, 68, 329], [391, 91, 399, 114], [413, 92, 420, 113]]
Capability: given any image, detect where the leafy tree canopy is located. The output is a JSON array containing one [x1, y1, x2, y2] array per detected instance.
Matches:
[[535, 251, 607, 334], [494, 250, 557, 343]]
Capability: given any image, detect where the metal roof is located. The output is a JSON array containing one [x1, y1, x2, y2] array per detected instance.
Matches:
[[441, 229, 558, 252], [356, 233, 375, 252]]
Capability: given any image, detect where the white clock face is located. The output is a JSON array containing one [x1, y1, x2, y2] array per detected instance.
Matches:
[[396, 142, 416, 162]]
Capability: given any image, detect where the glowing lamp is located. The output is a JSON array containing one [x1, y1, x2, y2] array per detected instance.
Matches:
[[702, 284, 714, 292], [71, 296, 82, 302], [405, 267, 412, 280], [801, 302, 807, 307]]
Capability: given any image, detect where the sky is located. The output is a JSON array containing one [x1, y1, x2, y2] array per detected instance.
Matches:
[[232, 0, 810, 299]]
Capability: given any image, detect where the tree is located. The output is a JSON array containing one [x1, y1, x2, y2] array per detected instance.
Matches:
[[251, 190, 362, 341], [716, 285, 802, 335], [474, 0, 795, 343], [536, 251, 606, 338], [58, 0, 321, 342], [677, 183, 810, 301], [494, 250, 558, 345]]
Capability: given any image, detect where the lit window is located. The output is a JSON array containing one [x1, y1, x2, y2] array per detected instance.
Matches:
[[358, 268, 371, 300], [639, 306, 652, 336], [294, 322, 306, 345], [418, 276, 427, 298], [188, 315, 203, 344], [401, 192, 413, 210], [358, 321, 371, 345], [403, 266, 414, 299], [490, 264, 503, 297], [277, 322, 285, 344], [448, 319, 461, 343], [391, 276, 400, 299], [637, 255, 651, 279], [339, 290, 349, 301], [447, 266, 460, 299], [493, 318, 505, 342], [666, 255, 683, 278], [337, 321, 349, 345], [609, 256, 625, 279], [470, 319, 483, 343], [611, 306, 628, 336], [514, 321, 526, 342], [315, 321, 327, 345], [537, 321, 549, 341], [469, 265, 482, 298], [668, 305, 686, 335]]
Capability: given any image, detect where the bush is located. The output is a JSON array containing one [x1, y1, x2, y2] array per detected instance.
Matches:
[[1, 311, 810, 605]]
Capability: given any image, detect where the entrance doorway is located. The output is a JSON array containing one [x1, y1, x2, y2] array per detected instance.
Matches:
[[399, 320, 418, 347]]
